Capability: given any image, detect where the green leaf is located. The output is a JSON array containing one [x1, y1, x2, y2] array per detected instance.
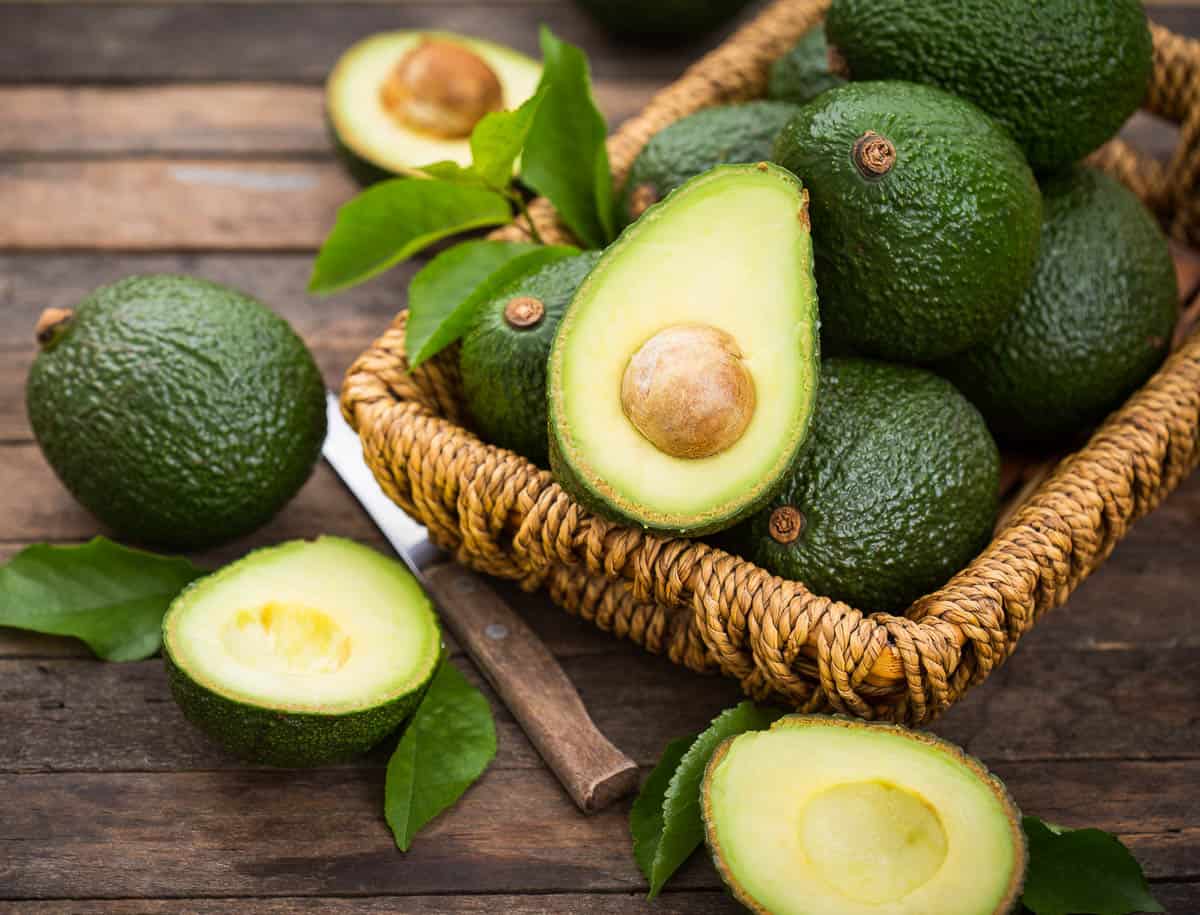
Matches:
[[0, 537, 205, 661], [632, 701, 785, 899], [416, 160, 489, 187], [309, 178, 512, 294], [1021, 816, 1165, 915], [470, 89, 546, 191], [521, 27, 615, 248], [384, 660, 496, 851], [407, 242, 579, 368]]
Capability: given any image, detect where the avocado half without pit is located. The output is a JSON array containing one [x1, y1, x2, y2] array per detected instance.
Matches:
[[549, 163, 820, 536], [163, 537, 443, 767], [702, 716, 1026, 915], [327, 31, 542, 185]]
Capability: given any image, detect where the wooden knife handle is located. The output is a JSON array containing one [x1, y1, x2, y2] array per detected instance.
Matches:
[[422, 562, 640, 813]]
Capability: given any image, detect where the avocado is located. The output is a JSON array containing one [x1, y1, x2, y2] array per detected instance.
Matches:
[[767, 25, 847, 105], [826, 0, 1153, 173], [26, 275, 326, 550], [571, 0, 753, 39], [549, 163, 820, 536], [620, 102, 802, 224], [941, 167, 1178, 446], [460, 251, 602, 466], [702, 715, 1026, 915], [773, 81, 1041, 362], [163, 537, 442, 767], [723, 358, 999, 612], [327, 31, 542, 185]]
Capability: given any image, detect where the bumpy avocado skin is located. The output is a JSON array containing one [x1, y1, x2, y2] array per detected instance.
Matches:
[[773, 81, 1041, 363], [620, 102, 801, 225], [26, 275, 326, 549], [826, 0, 1152, 172], [573, 0, 753, 38], [460, 252, 601, 467], [767, 25, 847, 105], [723, 358, 1000, 612], [941, 167, 1177, 446]]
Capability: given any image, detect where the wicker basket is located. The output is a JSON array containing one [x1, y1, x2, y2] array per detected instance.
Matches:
[[341, 0, 1200, 725]]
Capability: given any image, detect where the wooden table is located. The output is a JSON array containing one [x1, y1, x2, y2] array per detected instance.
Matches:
[[2, 2, 1199, 911]]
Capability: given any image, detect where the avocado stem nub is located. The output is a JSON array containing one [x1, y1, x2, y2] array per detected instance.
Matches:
[[768, 505, 805, 544], [35, 307, 75, 349], [504, 296, 545, 329], [853, 131, 896, 180]]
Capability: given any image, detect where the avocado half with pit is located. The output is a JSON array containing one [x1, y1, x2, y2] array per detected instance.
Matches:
[[703, 716, 1026, 915], [163, 537, 442, 767], [327, 31, 542, 185], [548, 163, 820, 536]]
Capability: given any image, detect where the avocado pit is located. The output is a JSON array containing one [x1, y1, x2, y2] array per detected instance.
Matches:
[[620, 323, 755, 460], [381, 38, 503, 139]]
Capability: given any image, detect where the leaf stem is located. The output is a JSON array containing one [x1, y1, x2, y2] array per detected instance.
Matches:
[[511, 192, 546, 246]]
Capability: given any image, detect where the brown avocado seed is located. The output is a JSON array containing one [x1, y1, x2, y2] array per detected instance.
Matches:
[[381, 38, 503, 139], [853, 130, 896, 180], [620, 323, 756, 460], [35, 307, 75, 349]]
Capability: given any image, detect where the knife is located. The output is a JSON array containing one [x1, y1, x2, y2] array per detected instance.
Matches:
[[322, 393, 639, 813]]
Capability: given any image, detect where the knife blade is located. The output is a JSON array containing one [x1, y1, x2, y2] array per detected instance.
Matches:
[[322, 393, 639, 813]]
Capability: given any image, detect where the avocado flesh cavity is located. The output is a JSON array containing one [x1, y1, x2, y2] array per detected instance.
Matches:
[[703, 716, 1025, 915], [549, 163, 820, 535], [164, 537, 442, 767], [327, 31, 541, 183]]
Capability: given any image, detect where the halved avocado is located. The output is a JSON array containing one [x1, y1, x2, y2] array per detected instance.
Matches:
[[327, 31, 542, 185], [703, 716, 1026, 915], [548, 163, 820, 536], [163, 537, 442, 767]]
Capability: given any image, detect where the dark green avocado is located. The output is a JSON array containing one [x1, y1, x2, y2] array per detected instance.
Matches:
[[723, 358, 1000, 612], [941, 167, 1178, 446], [26, 275, 326, 549], [620, 102, 801, 224], [826, 0, 1153, 172], [572, 0, 754, 39], [773, 81, 1042, 363], [460, 251, 602, 466], [767, 25, 847, 105]]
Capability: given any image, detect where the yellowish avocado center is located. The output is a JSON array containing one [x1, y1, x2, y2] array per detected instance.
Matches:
[[221, 601, 352, 675], [380, 38, 503, 139], [619, 323, 756, 460], [797, 780, 949, 904]]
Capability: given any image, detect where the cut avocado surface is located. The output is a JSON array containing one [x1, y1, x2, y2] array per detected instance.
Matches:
[[327, 31, 542, 184], [703, 716, 1025, 915], [163, 537, 442, 767], [549, 163, 820, 536], [773, 81, 1041, 362]]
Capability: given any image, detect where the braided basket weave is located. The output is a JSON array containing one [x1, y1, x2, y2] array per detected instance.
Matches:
[[342, 0, 1200, 725]]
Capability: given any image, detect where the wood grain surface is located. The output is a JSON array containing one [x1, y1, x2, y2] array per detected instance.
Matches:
[[1, 1, 1198, 911]]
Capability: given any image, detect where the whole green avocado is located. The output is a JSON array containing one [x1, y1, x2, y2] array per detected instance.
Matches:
[[460, 252, 601, 466], [26, 275, 326, 549], [620, 102, 801, 224], [767, 24, 847, 105], [825, 0, 1153, 172], [941, 167, 1178, 446], [723, 358, 1000, 613], [773, 81, 1042, 363]]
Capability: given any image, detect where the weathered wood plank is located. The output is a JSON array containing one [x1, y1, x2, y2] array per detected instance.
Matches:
[[0, 82, 660, 156], [0, 760, 1192, 899]]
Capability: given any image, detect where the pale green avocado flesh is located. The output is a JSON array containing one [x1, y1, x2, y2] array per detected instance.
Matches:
[[549, 163, 820, 535], [327, 31, 542, 183], [703, 716, 1025, 915], [163, 537, 442, 767]]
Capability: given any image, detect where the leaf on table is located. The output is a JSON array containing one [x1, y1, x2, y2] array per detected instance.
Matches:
[[384, 659, 497, 852], [308, 178, 512, 294], [0, 537, 205, 661], [521, 27, 615, 249], [470, 89, 546, 191], [1021, 816, 1165, 915], [632, 701, 785, 899], [407, 241, 580, 367]]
